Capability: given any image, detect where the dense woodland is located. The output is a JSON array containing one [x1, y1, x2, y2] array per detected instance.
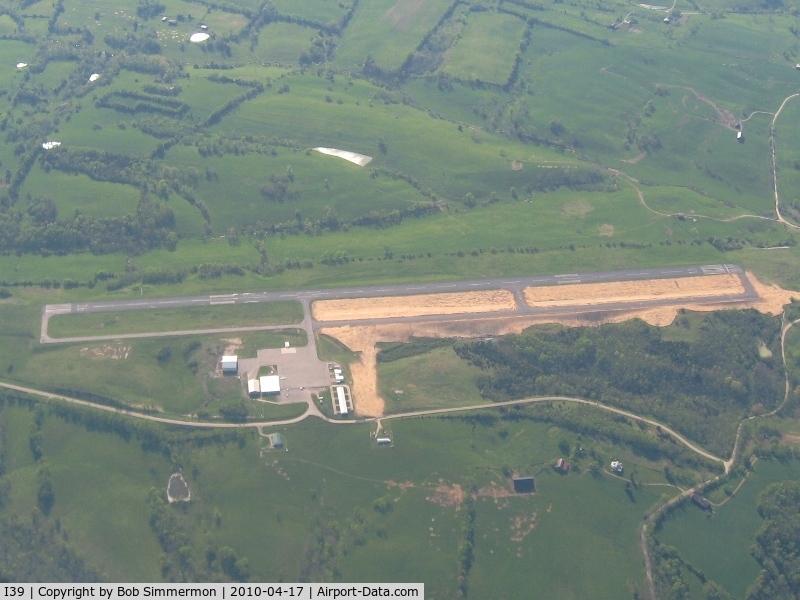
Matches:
[[454, 311, 785, 455], [747, 481, 800, 600]]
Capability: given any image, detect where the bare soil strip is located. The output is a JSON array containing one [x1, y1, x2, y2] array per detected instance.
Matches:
[[312, 290, 516, 322], [321, 273, 795, 418], [523, 274, 743, 308]]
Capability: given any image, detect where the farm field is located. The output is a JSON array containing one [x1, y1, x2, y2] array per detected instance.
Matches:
[[0, 398, 677, 594], [656, 459, 800, 599]]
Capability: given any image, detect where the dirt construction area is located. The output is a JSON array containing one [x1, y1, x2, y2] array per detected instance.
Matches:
[[312, 290, 516, 322], [522, 274, 744, 308], [319, 272, 796, 419]]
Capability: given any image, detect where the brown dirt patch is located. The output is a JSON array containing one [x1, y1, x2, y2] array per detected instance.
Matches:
[[523, 274, 744, 308], [312, 290, 516, 322], [781, 434, 800, 446], [221, 337, 243, 355], [510, 512, 537, 542], [80, 344, 130, 359], [511, 160, 524, 171], [561, 199, 594, 218], [384, 0, 428, 30], [386, 480, 416, 492], [426, 483, 464, 509], [599, 224, 615, 237], [622, 152, 647, 164]]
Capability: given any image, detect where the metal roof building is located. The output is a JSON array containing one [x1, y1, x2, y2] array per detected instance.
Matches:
[[335, 386, 348, 416], [221, 355, 238, 374], [260, 375, 281, 395], [247, 379, 260, 397]]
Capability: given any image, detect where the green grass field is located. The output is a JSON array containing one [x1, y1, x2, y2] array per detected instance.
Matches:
[[333, 0, 454, 71], [0, 400, 673, 591], [656, 459, 800, 598], [48, 301, 303, 337], [441, 11, 526, 85]]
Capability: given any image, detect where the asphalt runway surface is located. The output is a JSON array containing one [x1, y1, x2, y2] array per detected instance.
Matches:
[[44, 263, 751, 317]]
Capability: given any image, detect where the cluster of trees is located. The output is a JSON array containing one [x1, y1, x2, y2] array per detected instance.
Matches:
[[747, 480, 800, 599], [97, 90, 188, 117], [457, 496, 476, 599], [0, 195, 176, 255], [454, 311, 783, 455]]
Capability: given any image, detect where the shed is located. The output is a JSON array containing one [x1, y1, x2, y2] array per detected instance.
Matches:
[[260, 375, 280, 395], [247, 379, 260, 397], [200, 24, 208, 30], [377, 437, 392, 445], [512, 476, 535, 493], [221, 355, 238, 374], [335, 386, 348, 416], [692, 493, 712, 511], [555, 458, 570, 474], [272, 433, 283, 448], [737, 131, 744, 143], [168, 19, 177, 26]]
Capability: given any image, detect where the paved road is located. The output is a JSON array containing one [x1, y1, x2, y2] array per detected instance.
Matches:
[[0, 380, 723, 465]]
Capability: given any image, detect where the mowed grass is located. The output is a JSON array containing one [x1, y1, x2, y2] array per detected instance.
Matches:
[[244, 22, 317, 65], [193, 414, 665, 593], [21, 165, 142, 219], [48, 300, 303, 338], [333, 0, 455, 71], [377, 346, 486, 413], [656, 459, 800, 598], [41, 415, 171, 581], [164, 144, 432, 232], [214, 70, 584, 202], [270, 0, 349, 24], [441, 11, 527, 85]]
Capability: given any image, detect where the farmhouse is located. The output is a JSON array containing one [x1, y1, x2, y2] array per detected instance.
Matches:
[[259, 375, 281, 395], [512, 476, 535, 493], [221, 355, 238, 374], [555, 458, 570, 474], [692, 493, 712, 511]]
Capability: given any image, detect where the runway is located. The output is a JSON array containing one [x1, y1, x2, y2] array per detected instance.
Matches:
[[40, 263, 756, 343]]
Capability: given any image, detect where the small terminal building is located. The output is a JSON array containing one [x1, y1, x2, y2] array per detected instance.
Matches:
[[259, 375, 281, 396]]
